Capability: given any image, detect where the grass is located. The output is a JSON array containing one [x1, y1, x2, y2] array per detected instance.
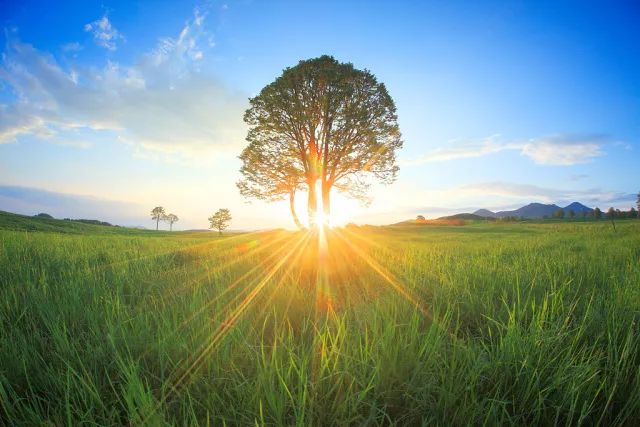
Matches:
[[1, 212, 639, 425]]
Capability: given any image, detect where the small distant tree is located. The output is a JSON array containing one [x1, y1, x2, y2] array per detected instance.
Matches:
[[637, 192, 640, 218], [568, 209, 576, 219], [594, 207, 602, 220], [630, 207, 637, 219], [553, 209, 565, 219], [151, 206, 166, 231], [581, 211, 587, 219], [416, 215, 426, 221], [209, 209, 232, 235], [165, 213, 179, 231], [607, 207, 616, 231]]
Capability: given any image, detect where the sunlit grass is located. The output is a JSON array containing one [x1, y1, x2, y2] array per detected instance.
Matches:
[[1, 221, 640, 425]]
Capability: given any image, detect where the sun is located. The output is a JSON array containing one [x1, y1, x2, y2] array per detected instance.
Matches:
[[315, 195, 359, 227], [315, 210, 330, 227]]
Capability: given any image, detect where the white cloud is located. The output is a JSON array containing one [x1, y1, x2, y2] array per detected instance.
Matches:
[[61, 42, 82, 52], [405, 134, 608, 166], [84, 16, 123, 51], [0, 9, 247, 160], [520, 135, 605, 165]]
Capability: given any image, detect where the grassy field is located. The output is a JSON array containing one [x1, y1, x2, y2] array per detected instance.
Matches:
[[1, 213, 639, 425]]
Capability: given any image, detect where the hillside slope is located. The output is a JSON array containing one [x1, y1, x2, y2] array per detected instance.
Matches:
[[0, 210, 149, 234]]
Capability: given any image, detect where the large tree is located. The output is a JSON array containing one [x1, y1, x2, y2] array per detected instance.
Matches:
[[243, 55, 402, 226], [151, 206, 166, 231], [237, 139, 305, 229]]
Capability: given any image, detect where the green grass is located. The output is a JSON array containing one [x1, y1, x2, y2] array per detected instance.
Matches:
[[1, 214, 639, 425]]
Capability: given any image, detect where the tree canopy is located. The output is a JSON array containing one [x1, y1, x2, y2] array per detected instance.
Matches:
[[237, 138, 305, 229], [209, 209, 232, 235], [165, 213, 179, 231], [151, 206, 166, 231], [241, 55, 402, 226]]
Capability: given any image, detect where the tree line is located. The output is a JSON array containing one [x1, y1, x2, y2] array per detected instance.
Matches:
[[551, 205, 639, 220]]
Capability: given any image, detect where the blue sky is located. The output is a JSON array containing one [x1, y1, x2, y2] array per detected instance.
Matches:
[[0, 0, 638, 229]]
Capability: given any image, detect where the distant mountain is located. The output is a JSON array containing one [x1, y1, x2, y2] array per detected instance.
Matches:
[[472, 202, 593, 219], [439, 213, 495, 221], [497, 202, 561, 218], [562, 202, 593, 214], [472, 208, 497, 218]]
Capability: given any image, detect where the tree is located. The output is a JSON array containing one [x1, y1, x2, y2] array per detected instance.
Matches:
[[594, 207, 602, 220], [637, 192, 640, 218], [607, 207, 616, 231], [568, 209, 576, 219], [630, 207, 637, 219], [151, 206, 166, 231], [416, 215, 426, 222], [209, 209, 232, 235], [243, 55, 402, 226], [553, 209, 565, 219], [237, 139, 305, 229], [165, 213, 179, 231]]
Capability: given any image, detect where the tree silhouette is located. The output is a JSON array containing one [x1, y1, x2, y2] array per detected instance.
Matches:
[[165, 213, 179, 231], [416, 215, 426, 221], [594, 207, 602, 220], [237, 139, 305, 229], [151, 206, 166, 231], [243, 55, 402, 226], [209, 209, 232, 235], [637, 192, 640, 219], [607, 207, 616, 231], [553, 209, 565, 219], [568, 209, 576, 219]]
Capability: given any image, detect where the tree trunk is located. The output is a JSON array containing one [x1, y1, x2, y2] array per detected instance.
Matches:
[[307, 179, 318, 227], [156, 217, 159, 231], [322, 182, 331, 225], [289, 191, 304, 230], [170, 223, 173, 232]]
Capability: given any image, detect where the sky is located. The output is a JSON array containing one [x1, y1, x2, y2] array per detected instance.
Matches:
[[0, 0, 638, 230]]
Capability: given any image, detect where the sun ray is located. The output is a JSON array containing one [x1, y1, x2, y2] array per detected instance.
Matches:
[[331, 229, 431, 319], [137, 231, 306, 358], [140, 231, 311, 424]]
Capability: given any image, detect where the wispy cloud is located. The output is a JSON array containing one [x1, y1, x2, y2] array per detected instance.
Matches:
[[453, 181, 635, 207], [569, 173, 589, 181], [405, 134, 609, 166], [84, 16, 123, 50], [364, 180, 636, 222], [0, 8, 247, 160], [61, 42, 82, 52]]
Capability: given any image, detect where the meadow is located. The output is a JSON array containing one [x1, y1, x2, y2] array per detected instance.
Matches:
[[1, 213, 639, 425]]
